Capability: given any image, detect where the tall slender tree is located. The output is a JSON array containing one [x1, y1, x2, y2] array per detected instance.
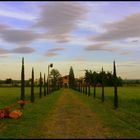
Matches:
[[20, 57, 25, 109], [44, 74, 47, 96], [113, 60, 118, 109], [31, 67, 35, 103], [21, 57, 25, 101], [69, 66, 75, 89], [39, 72, 42, 98], [101, 67, 105, 102]]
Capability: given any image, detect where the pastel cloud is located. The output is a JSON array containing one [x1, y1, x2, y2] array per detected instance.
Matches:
[[0, 46, 35, 55], [0, 2, 38, 21], [91, 13, 140, 42], [45, 52, 59, 57], [0, 27, 39, 44], [84, 43, 134, 56], [85, 43, 119, 52], [48, 48, 65, 52], [0, 8, 35, 21], [0, 48, 9, 54], [44, 47, 65, 57], [11, 46, 35, 54], [34, 2, 88, 42]]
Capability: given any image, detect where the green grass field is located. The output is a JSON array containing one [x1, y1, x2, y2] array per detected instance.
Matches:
[[0, 86, 140, 138], [75, 86, 140, 138], [0, 87, 62, 139], [0, 87, 47, 108]]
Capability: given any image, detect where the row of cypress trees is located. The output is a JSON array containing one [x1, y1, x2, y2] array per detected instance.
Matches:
[[74, 61, 118, 109], [20, 58, 59, 104]]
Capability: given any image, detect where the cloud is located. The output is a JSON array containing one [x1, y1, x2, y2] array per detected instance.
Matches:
[[45, 52, 59, 57], [11, 46, 35, 54], [0, 28, 39, 44], [0, 46, 35, 55], [0, 24, 10, 30], [0, 3, 38, 21], [0, 48, 9, 54], [34, 2, 88, 42], [91, 13, 140, 42], [84, 43, 133, 56], [44, 47, 65, 57], [0, 8, 35, 21], [85, 43, 119, 52], [48, 48, 65, 52]]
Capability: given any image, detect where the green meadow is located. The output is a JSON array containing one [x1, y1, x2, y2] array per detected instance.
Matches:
[[0, 87, 140, 138], [0, 87, 62, 139], [75, 86, 140, 138]]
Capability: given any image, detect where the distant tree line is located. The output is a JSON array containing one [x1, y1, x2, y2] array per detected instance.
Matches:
[[84, 70, 123, 87], [69, 61, 119, 109], [123, 79, 140, 86]]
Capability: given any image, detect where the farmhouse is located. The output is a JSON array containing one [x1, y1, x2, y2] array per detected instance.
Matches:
[[62, 75, 69, 88]]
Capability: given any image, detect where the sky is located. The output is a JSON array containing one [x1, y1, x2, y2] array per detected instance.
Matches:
[[0, 1, 140, 80]]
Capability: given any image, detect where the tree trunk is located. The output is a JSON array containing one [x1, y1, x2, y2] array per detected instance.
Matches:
[[31, 68, 34, 103], [88, 84, 90, 97], [21, 57, 25, 101], [44, 74, 47, 96], [39, 72, 42, 98], [113, 60, 118, 109], [101, 83, 104, 102], [93, 85, 96, 98]]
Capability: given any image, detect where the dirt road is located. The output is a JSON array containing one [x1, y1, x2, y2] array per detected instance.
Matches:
[[43, 88, 109, 138]]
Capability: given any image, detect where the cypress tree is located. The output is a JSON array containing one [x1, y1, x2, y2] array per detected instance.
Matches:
[[31, 67, 35, 103], [44, 74, 47, 96], [101, 67, 104, 102], [20, 57, 25, 109], [21, 57, 25, 101], [69, 66, 75, 89], [39, 72, 42, 98], [93, 71, 97, 99], [113, 60, 118, 109]]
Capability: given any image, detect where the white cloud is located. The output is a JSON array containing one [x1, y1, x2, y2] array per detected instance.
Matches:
[[92, 12, 140, 42], [0, 6, 36, 21], [78, 22, 106, 33], [34, 2, 88, 42], [0, 2, 40, 21]]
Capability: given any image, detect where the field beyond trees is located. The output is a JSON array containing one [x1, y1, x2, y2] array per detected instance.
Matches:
[[0, 86, 140, 138]]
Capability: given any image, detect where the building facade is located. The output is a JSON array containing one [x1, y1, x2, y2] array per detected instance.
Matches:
[[62, 75, 69, 88]]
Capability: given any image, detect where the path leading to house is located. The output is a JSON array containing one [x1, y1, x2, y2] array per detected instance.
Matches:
[[43, 88, 109, 139]]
